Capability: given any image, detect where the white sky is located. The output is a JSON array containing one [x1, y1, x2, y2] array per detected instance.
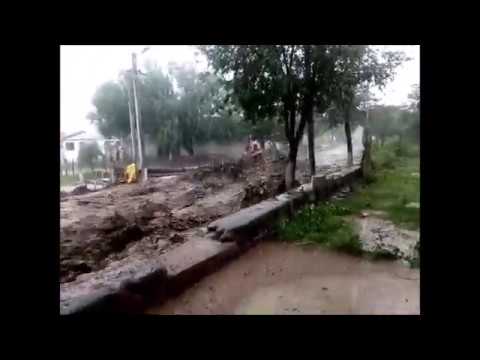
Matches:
[[60, 45, 419, 137]]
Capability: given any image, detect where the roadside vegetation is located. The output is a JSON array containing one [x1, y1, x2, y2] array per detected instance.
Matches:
[[338, 140, 419, 230], [60, 175, 78, 187], [60, 170, 112, 188], [276, 138, 420, 261]]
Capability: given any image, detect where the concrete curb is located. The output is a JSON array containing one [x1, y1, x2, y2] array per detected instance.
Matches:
[[60, 240, 244, 315], [207, 166, 362, 245]]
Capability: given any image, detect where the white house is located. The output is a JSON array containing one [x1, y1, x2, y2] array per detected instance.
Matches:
[[60, 133, 121, 175]]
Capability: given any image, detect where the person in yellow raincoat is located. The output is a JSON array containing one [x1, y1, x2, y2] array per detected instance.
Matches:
[[124, 163, 137, 184]]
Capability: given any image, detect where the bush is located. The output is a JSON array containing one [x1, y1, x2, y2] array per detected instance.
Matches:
[[276, 203, 360, 254]]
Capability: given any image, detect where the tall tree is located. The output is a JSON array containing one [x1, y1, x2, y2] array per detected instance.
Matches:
[[331, 46, 406, 166], [201, 45, 339, 188], [90, 81, 130, 138]]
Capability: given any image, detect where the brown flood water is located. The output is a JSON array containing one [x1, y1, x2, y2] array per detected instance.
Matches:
[[146, 241, 420, 315]]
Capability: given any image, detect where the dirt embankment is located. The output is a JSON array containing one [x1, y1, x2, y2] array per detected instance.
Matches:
[[60, 152, 296, 284]]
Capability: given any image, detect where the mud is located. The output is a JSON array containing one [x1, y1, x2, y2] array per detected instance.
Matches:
[[60, 153, 296, 285], [60, 171, 242, 284], [61, 144, 365, 309], [146, 242, 419, 315]]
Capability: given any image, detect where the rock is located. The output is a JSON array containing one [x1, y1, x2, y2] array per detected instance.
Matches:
[[169, 233, 185, 243], [361, 212, 369, 218], [71, 184, 90, 196], [61, 259, 91, 273], [156, 239, 169, 251]]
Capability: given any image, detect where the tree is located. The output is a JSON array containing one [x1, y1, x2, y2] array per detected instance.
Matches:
[[168, 65, 247, 155], [136, 64, 177, 157], [408, 83, 420, 112], [356, 86, 378, 178], [330, 46, 407, 166], [89, 63, 248, 160], [78, 142, 103, 171], [90, 82, 130, 139], [201, 45, 340, 188], [369, 105, 401, 145]]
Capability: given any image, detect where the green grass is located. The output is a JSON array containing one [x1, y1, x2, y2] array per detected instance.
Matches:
[[276, 203, 363, 255], [337, 141, 420, 230], [60, 175, 78, 186], [276, 139, 420, 258], [60, 169, 111, 188]]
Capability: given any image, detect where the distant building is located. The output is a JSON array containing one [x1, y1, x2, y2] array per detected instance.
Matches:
[[60, 133, 121, 174]]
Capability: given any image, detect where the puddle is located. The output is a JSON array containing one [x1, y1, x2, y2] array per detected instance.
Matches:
[[146, 242, 419, 315]]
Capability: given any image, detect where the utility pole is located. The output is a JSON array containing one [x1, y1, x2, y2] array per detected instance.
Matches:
[[131, 52, 144, 173], [126, 72, 137, 164]]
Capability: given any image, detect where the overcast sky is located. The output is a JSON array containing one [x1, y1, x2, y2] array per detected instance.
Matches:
[[60, 45, 419, 137]]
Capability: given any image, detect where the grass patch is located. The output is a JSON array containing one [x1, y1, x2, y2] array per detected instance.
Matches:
[[276, 203, 362, 255], [275, 139, 420, 260], [60, 175, 78, 186], [337, 141, 420, 230]]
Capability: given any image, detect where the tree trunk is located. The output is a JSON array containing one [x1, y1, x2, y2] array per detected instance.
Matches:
[[361, 114, 374, 178], [185, 139, 195, 156], [285, 111, 308, 190], [307, 113, 315, 176], [285, 144, 298, 190], [344, 110, 353, 166], [304, 45, 316, 176]]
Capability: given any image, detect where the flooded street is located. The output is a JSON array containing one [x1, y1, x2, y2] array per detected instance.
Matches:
[[146, 241, 420, 315]]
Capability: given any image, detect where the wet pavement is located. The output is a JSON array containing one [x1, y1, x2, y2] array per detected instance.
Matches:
[[146, 241, 420, 315]]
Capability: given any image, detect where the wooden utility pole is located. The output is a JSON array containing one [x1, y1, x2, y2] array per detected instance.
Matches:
[[131, 53, 144, 172]]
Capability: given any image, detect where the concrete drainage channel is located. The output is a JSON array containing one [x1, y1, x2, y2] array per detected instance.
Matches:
[[61, 165, 362, 315]]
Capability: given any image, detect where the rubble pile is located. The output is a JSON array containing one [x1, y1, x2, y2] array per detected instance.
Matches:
[[60, 145, 314, 286], [353, 215, 419, 264]]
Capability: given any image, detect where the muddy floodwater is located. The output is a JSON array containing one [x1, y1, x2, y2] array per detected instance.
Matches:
[[146, 242, 419, 315]]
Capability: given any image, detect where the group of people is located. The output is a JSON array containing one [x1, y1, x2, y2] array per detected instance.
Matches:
[[244, 135, 280, 161]]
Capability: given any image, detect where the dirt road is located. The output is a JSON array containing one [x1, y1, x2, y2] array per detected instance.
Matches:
[[146, 242, 419, 315]]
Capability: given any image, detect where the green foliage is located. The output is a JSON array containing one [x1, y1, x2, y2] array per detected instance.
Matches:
[[60, 175, 78, 186], [89, 63, 247, 157], [90, 82, 130, 138], [276, 203, 362, 255], [78, 142, 103, 171], [337, 143, 420, 230], [368, 104, 419, 146]]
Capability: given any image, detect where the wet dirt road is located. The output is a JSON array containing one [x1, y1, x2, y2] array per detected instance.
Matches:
[[146, 241, 419, 315]]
